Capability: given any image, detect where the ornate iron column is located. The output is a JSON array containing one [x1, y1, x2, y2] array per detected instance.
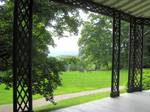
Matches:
[[13, 0, 33, 111], [128, 17, 135, 92], [111, 12, 121, 97], [128, 17, 144, 93]]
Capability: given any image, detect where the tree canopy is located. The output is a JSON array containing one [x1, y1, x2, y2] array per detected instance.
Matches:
[[0, 0, 82, 102], [78, 13, 150, 70], [78, 13, 112, 70]]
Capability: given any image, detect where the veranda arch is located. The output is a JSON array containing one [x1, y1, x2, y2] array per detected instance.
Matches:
[[13, 0, 148, 111]]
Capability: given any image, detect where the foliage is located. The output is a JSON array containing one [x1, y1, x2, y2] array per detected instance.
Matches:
[[120, 21, 129, 68], [78, 13, 150, 70], [143, 70, 150, 90], [0, 0, 82, 103], [143, 26, 150, 68], [32, 57, 64, 99], [57, 56, 81, 71], [78, 14, 112, 70]]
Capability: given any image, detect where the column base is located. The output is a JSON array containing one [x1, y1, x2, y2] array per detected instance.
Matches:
[[127, 87, 142, 93], [110, 91, 120, 98]]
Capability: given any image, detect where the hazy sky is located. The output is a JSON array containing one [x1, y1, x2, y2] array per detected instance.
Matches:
[[48, 35, 80, 56], [0, 1, 4, 5], [48, 10, 88, 56]]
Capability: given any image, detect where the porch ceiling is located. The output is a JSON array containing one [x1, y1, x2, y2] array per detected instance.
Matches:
[[92, 0, 150, 18]]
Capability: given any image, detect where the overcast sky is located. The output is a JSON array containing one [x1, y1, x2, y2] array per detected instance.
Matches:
[[0, 1, 4, 5], [48, 10, 89, 56], [48, 35, 80, 56]]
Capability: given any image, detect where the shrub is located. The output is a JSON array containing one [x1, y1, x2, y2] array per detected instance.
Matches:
[[143, 70, 150, 90]]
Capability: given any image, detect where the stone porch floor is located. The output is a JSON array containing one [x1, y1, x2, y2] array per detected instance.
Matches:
[[52, 90, 150, 112]]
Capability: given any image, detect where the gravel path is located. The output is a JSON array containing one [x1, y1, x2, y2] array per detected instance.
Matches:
[[0, 86, 125, 112]]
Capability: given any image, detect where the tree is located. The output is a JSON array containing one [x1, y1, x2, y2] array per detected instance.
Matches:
[[78, 13, 112, 70], [0, 0, 82, 102], [57, 56, 80, 71], [143, 26, 150, 68], [120, 21, 129, 69], [78, 14, 131, 70]]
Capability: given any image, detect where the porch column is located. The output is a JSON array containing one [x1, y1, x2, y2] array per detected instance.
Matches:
[[128, 17, 144, 93], [111, 12, 121, 97], [13, 0, 33, 111]]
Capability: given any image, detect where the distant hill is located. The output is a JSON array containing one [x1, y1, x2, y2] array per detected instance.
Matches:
[[48, 51, 78, 57]]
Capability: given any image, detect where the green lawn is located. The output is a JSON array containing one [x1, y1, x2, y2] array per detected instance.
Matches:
[[0, 70, 128, 105], [54, 70, 128, 95], [0, 84, 41, 105], [0, 84, 13, 105]]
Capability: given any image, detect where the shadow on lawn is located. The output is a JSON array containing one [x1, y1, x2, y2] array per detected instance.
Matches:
[[35, 105, 67, 112]]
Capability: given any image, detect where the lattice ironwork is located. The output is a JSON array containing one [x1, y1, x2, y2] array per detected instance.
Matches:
[[128, 17, 135, 92], [11, 0, 147, 111], [53, 0, 150, 26], [111, 12, 121, 97], [128, 17, 144, 93], [13, 0, 33, 111]]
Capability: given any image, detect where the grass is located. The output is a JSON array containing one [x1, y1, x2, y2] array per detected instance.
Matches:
[[34, 89, 126, 112], [0, 84, 41, 105], [54, 70, 128, 95], [0, 70, 129, 105], [0, 84, 13, 105]]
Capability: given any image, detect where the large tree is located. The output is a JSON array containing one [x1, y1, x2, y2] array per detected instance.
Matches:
[[78, 14, 112, 70], [78, 13, 130, 70], [0, 0, 82, 102]]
